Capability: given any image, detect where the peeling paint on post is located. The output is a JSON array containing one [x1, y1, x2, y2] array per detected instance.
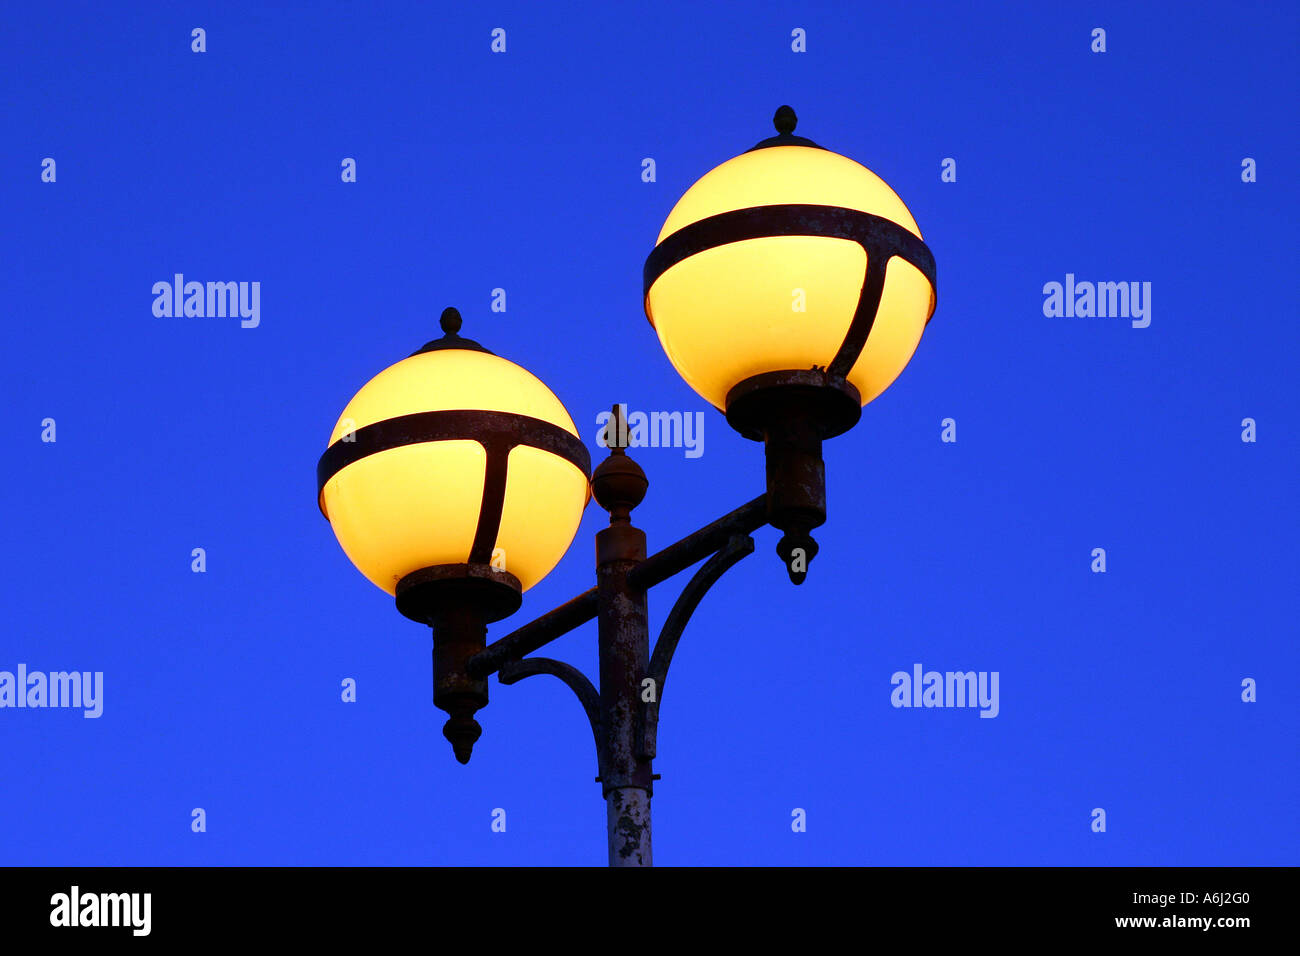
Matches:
[[607, 787, 652, 866]]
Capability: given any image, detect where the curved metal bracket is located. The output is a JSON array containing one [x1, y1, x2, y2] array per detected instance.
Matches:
[[498, 656, 602, 767], [639, 534, 755, 758]]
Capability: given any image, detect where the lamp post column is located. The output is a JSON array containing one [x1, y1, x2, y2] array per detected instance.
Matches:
[[591, 434, 653, 867]]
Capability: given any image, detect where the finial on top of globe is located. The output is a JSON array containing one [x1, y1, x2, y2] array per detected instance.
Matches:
[[773, 104, 797, 134]]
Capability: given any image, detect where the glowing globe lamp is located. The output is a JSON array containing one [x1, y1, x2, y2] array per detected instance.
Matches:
[[317, 308, 591, 760], [643, 107, 937, 581]]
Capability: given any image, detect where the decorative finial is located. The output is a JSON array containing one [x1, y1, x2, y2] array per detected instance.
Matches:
[[609, 403, 627, 452], [776, 530, 818, 586], [591, 404, 648, 522], [412, 307, 494, 356], [773, 105, 798, 135], [747, 105, 821, 152], [443, 708, 482, 765]]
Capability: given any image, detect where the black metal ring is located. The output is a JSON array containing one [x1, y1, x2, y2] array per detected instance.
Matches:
[[643, 203, 937, 378], [317, 409, 591, 565]]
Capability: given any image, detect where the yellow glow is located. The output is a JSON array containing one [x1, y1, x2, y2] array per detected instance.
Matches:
[[322, 349, 588, 594], [647, 146, 934, 410]]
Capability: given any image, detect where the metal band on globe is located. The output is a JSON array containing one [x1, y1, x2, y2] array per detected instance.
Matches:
[[317, 409, 592, 564], [642, 203, 937, 378]]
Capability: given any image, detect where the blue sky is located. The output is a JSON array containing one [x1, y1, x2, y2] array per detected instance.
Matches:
[[1, 0, 1296, 865]]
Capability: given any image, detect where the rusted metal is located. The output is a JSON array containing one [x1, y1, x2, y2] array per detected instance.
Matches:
[[393, 564, 523, 765], [640, 534, 755, 760], [431, 602, 489, 765], [466, 587, 598, 679], [456, 481, 772, 865], [724, 370, 861, 441], [468, 493, 768, 681], [460, 481, 768, 864], [596, 525, 653, 867], [724, 372, 862, 584], [605, 787, 652, 868], [395, 563, 521, 626], [590, 419, 654, 866], [626, 494, 767, 592], [763, 398, 824, 586]]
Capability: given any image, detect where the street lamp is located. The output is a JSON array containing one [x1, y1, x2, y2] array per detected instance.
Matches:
[[645, 104, 936, 581], [316, 308, 591, 761], [316, 107, 936, 865]]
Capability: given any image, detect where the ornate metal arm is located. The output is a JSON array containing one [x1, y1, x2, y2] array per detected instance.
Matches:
[[467, 508, 761, 774], [466, 494, 767, 681], [498, 656, 602, 769], [639, 534, 754, 759]]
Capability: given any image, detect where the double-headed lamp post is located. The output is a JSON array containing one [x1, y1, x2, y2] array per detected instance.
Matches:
[[316, 107, 936, 866]]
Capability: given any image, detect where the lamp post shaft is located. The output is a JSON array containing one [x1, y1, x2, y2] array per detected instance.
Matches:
[[589, 426, 655, 867], [596, 520, 653, 866]]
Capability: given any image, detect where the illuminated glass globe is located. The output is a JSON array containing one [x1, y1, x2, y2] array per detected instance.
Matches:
[[317, 309, 590, 600], [644, 106, 937, 413]]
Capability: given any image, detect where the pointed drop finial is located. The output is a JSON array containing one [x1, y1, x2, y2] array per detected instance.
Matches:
[[774, 105, 798, 135], [440, 306, 463, 336], [443, 711, 482, 764], [776, 529, 819, 586]]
